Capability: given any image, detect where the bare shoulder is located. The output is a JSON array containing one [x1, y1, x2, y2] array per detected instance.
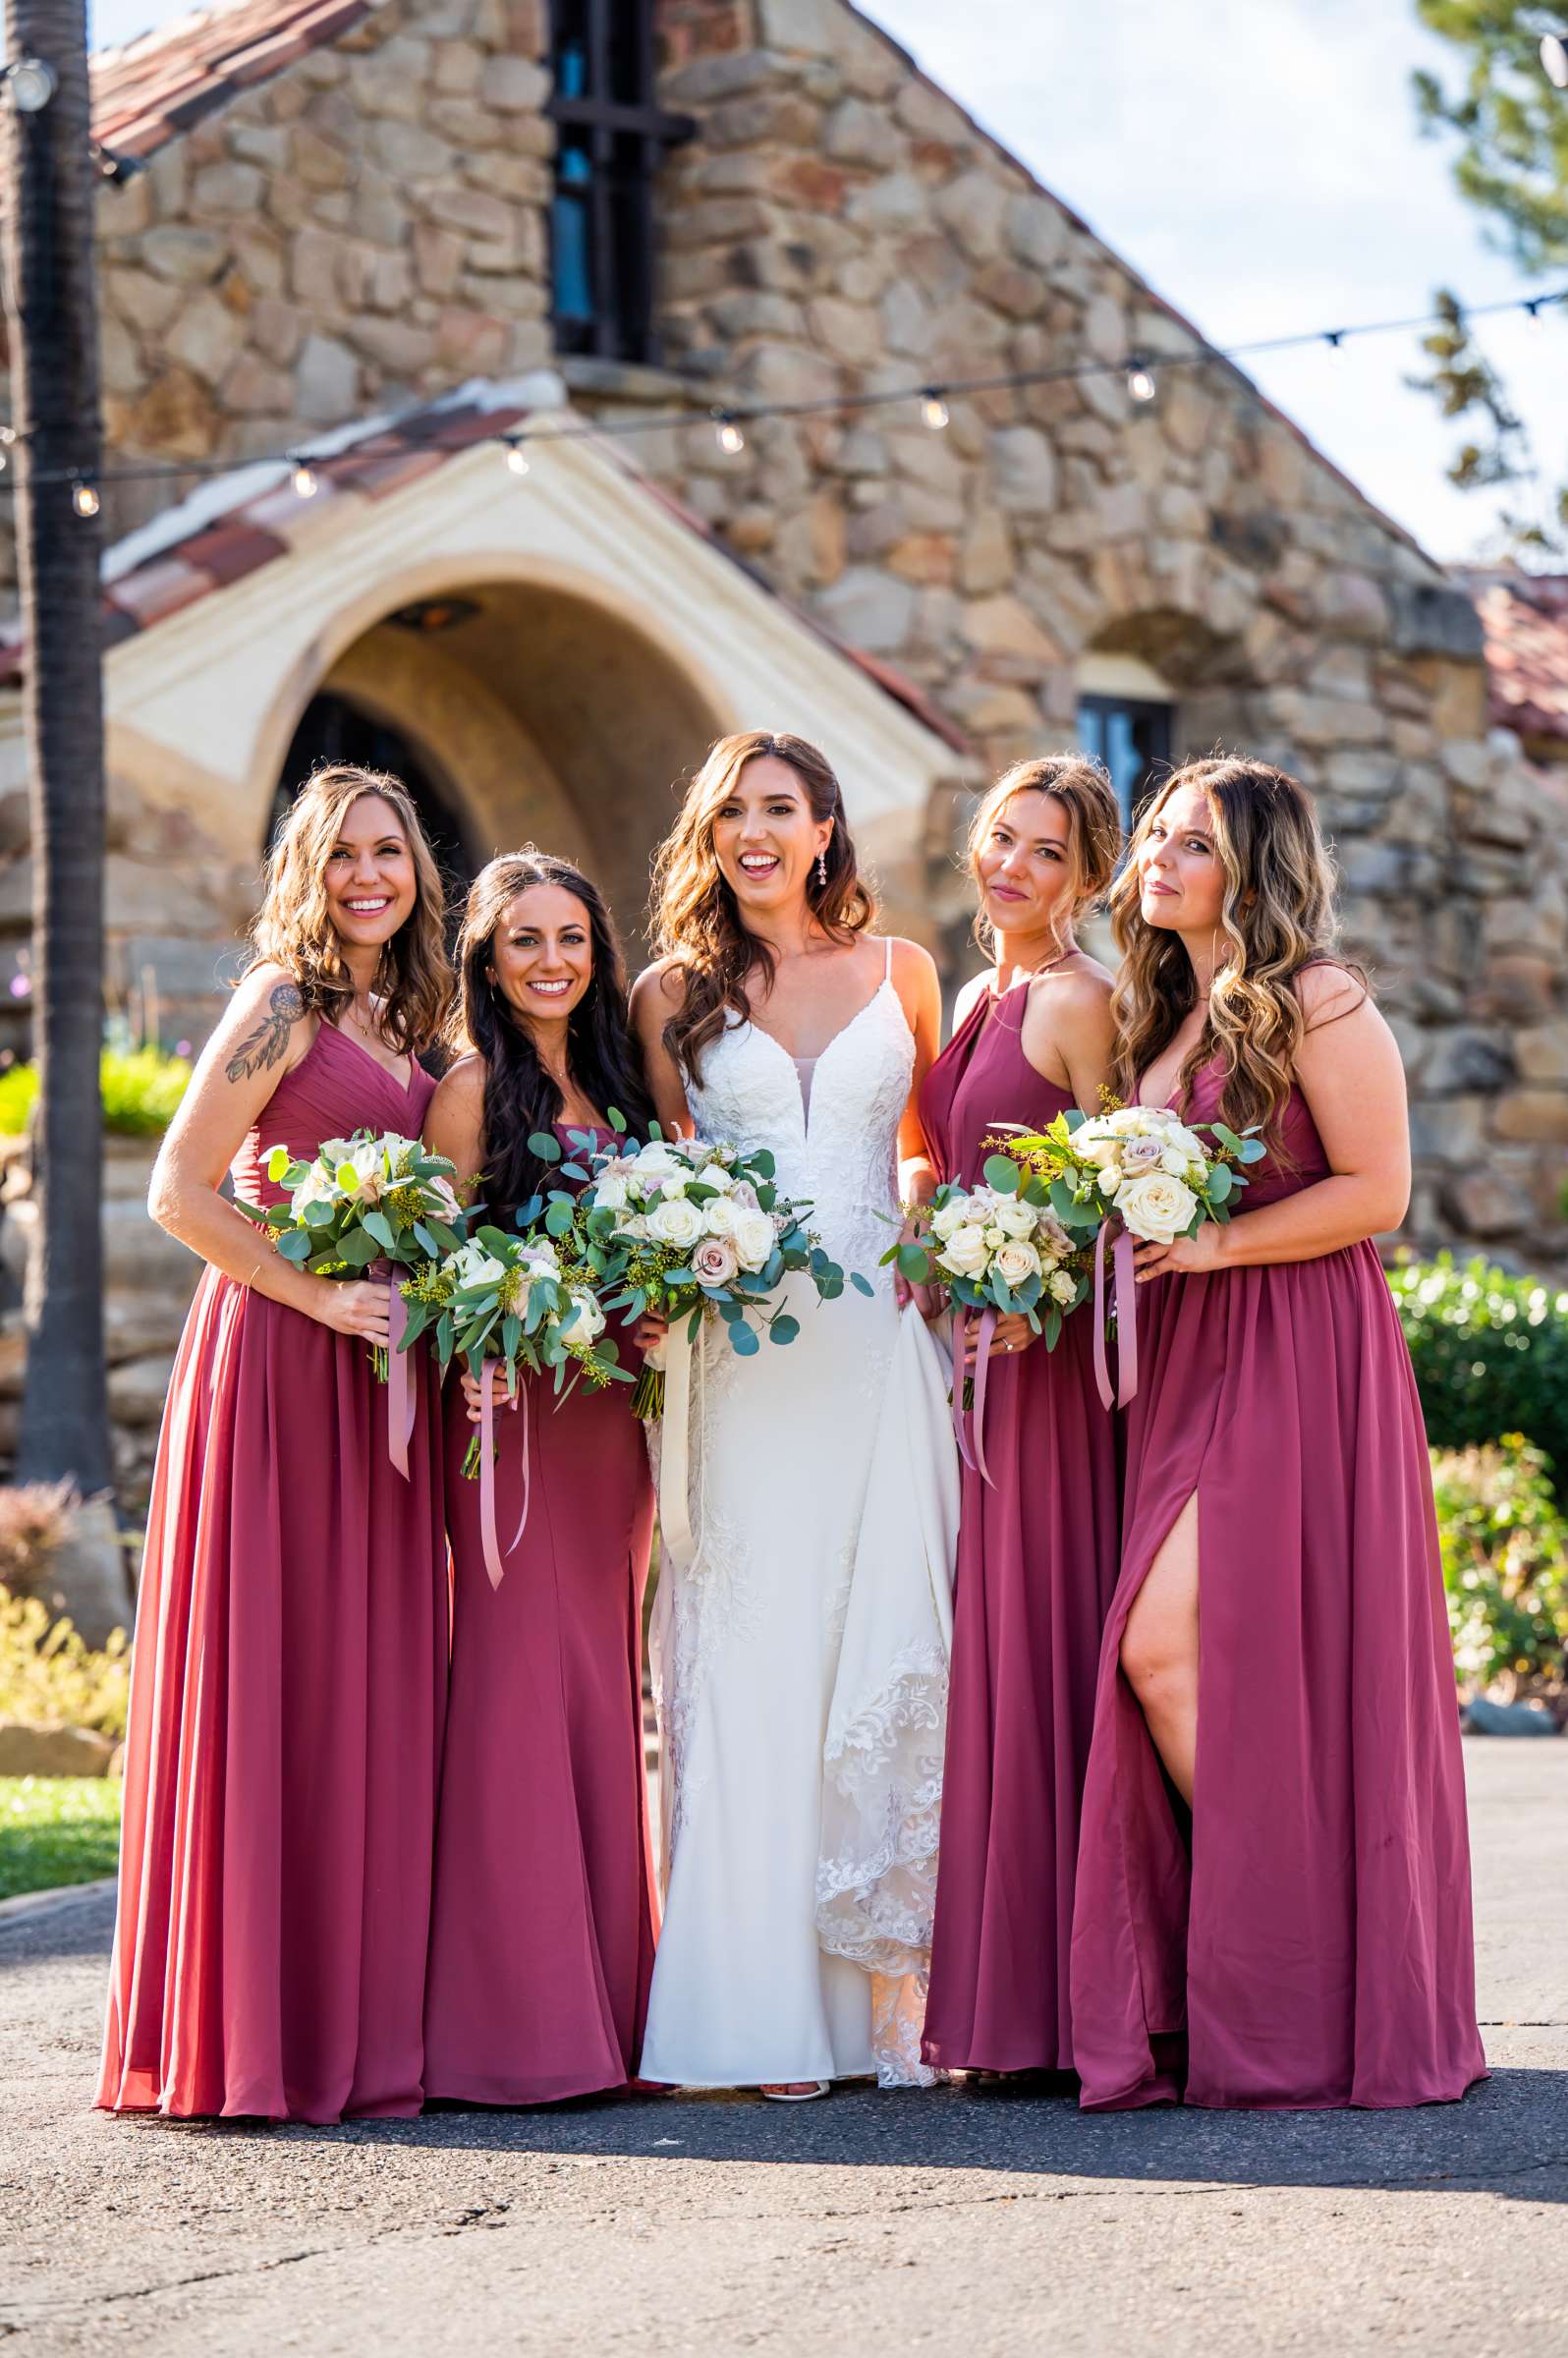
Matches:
[[1029, 957, 1115, 1041], [1294, 959, 1371, 1030], [631, 955, 688, 1015], [430, 1051, 485, 1112], [883, 935, 940, 993], [215, 962, 314, 1084]]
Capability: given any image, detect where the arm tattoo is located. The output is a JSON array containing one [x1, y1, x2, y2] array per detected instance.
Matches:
[[225, 982, 306, 1083]]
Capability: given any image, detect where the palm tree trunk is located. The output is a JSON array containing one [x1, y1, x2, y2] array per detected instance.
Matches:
[[3, 0, 118, 1579]]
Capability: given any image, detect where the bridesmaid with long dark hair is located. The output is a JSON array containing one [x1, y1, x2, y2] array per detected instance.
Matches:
[[1070, 757, 1485, 2111], [421, 849, 660, 2105], [98, 764, 452, 2121], [913, 755, 1122, 2079]]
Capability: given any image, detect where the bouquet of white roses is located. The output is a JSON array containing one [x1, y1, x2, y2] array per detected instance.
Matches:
[[1005, 1100, 1264, 1249], [538, 1123, 866, 1419], [891, 1156, 1090, 1389], [413, 1225, 628, 1480], [241, 1127, 466, 1380]]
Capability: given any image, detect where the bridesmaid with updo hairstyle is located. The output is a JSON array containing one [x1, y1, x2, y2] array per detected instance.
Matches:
[[421, 850, 660, 2106], [1069, 756, 1485, 2111], [99, 764, 452, 2122], [913, 755, 1123, 2081]]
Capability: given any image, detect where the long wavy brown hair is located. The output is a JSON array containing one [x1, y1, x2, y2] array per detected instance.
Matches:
[[445, 850, 654, 1225], [967, 753, 1123, 959], [1109, 756, 1350, 1139], [250, 763, 450, 1054], [648, 730, 877, 1080]]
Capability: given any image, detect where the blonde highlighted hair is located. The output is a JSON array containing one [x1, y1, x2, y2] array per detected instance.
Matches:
[[249, 763, 451, 1055], [648, 730, 876, 1080], [1109, 755, 1355, 1140], [967, 753, 1122, 958]]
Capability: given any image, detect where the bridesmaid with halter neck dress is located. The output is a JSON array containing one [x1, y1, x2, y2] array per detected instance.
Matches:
[[912, 758, 1123, 2079], [1069, 758, 1484, 2113], [97, 768, 451, 2123]]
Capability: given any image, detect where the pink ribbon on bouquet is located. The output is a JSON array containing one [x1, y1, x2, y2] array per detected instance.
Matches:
[[1092, 1221, 1140, 1413], [478, 1368, 532, 1591], [950, 1305, 999, 1488], [370, 1260, 419, 1480]]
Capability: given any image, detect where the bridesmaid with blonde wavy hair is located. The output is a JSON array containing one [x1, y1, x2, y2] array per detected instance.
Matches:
[[1069, 756, 1485, 2112], [98, 765, 452, 2123], [913, 754, 1123, 2082]]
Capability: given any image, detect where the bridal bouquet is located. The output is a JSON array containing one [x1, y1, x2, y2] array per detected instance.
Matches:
[[538, 1124, 866, 1419], [412, 1226, 627, 1479], [242, 1127, 466, 1379]]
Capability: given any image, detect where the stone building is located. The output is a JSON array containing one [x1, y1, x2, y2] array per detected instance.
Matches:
[[0, 0, 1562, 1308]]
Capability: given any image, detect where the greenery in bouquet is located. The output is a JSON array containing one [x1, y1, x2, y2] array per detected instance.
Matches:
[[541, 1119, 868, 1419], [1005, 1098, 1265, 1252], [888, 1157, 1091, 1404], [240, 1127, 467, 1376]]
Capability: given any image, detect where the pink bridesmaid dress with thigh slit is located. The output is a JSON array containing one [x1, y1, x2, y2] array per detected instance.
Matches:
[[1069, 1057, 1486, 2110], [422, 1126, 657, 2105], [97, 1023, 448, 2123], [918, 982, 1121, 2074]]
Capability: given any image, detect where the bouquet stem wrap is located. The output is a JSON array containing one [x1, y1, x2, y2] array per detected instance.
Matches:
[[654, 1320, 698, 1577], [1092, 1222, 1140, 1412], [369, 1260, 419, 1479], [950, 1305, 998, 1488], [478, 1372, 531, 1590]]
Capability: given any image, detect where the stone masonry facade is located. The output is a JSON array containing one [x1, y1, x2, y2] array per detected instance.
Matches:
[[0, 0, 1561, 1284]]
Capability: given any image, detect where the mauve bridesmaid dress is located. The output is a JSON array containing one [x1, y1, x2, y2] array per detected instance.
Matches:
[[1070, 1056, 1487, 2110], [918, 982, 1121, 2074], [422, 1125, 657, 2105], [97, 1024, 448, 2122]]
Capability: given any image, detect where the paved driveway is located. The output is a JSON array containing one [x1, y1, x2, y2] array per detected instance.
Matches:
[[1, 1740, 1564, 2355]]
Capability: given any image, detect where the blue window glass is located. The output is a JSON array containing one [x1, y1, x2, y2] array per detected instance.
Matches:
[[552, 145, 593, 323], [1078, 695, 1174, 832]]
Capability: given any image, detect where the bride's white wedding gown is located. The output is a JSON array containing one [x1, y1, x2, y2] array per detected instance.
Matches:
[[644, 941, 952, 2090]]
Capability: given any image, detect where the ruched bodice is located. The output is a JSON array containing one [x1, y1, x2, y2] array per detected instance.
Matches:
[[229, 1023, 434, 1210]]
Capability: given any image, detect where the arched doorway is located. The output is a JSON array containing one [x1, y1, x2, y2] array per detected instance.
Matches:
[[269, 692, 479, 907]]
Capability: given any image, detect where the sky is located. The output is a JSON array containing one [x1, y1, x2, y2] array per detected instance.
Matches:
[[84, 0, 1568, 563]]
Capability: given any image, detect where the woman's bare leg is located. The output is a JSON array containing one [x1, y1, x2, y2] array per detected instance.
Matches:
[[1119, 1492, 1201, 1805]]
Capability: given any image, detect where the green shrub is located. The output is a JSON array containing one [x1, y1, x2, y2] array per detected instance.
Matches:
[[1431, 1435, 1568, 1693], [1391, 1254, 1568, 1479], [0, 1776, 121, 1901], [0, 1587, 130, 1739], [0, 1043, 191, 1141]]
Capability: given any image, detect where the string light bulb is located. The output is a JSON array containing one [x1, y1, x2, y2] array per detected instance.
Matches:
[[1125, 361, 1157, 404], [291, 456, 318, 499], [714, 410, 746, 456], [921, 390, 950, 431], [504, 438, 530, 477], [71, 478, 100, 518]]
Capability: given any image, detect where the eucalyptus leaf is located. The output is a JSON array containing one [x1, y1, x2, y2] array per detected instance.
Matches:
[[276, 1229, 313, 1263], [768, 1314, 801, 1345], [363, 1209, 396, 1254], [982, 1153, 1021, 1196], [729, 1321, 761, 1357], [528, 1131, 563, 1162], [850, 1270, 874, 1297]]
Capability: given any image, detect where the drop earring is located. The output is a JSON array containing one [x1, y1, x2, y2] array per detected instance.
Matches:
[[816, 849, 828, 888]]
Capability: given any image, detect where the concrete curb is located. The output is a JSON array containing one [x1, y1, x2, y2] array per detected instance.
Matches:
[[0, 1875, 115, 1924]]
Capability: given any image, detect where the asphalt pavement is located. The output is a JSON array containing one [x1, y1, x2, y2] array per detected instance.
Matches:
[[1, 1739, 1563, 2357]]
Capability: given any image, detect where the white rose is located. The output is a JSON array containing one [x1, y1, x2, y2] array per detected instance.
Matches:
[[296, 1163, 338, 1211], [520, 1239, 559, 1274], [338, 1140, 385, 1202], [1099, 1161, 1124, 1194], [960, 1190, 995, 1226], [1048, 1269, 1077, 1306], [938, 1224, 990, 1279], [1104, 1107, 1149, 1138], [994, 1198, 1036, 1238], [592, 1164, 631, 1212], [983, 1223, 1005, 1251], [618, 1211, 650, 1241], [928, 1197, 968, 1240], [563, 1290, 605, 1342], [659, 1172, 692, 1202], [647, 1197, 705, 1250], [631, 1142, 680, 1181], [1117, 1170, 1200, 1245], [729, 1179, 760, 1212], [701, 1195, 740, 1238], [696, 1163, 734, 1194], [731, 1208, 777, 1271], [455, 1246, 507, 1288], [1073, 1125, 1121, 1168], [1159, 1144, 1192, 1178], [993, 1239, 1041, 1286]]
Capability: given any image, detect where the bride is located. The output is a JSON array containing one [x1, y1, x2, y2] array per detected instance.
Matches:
[[632, 730, 941, 2098]]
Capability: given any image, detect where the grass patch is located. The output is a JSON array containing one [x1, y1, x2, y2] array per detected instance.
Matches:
[[0, 1775, 121, 1901]]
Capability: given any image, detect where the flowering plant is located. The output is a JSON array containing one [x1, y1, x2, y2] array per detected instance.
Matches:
[[240, 1127, 466, 1378], [534, 1120, 867, 1419], [1004, 1099, 1265, 1249], [410, 1225, 627, 1478]]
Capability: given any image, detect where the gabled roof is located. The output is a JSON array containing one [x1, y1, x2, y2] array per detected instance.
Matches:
[[0, 375, 971, 756], [94, 0, 374, 162], [1459, 569, 1568, 750]]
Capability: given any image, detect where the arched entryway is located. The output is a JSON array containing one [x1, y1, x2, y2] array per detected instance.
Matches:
[[274, 580, 727, 960]]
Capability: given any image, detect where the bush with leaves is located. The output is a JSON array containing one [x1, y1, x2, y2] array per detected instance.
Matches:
[[0, 1587, 129, 1738], [0, 1044, 192, 1140], [1431, 1434, 1568, 1694], [1390, 1254, 1568, 1480]]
